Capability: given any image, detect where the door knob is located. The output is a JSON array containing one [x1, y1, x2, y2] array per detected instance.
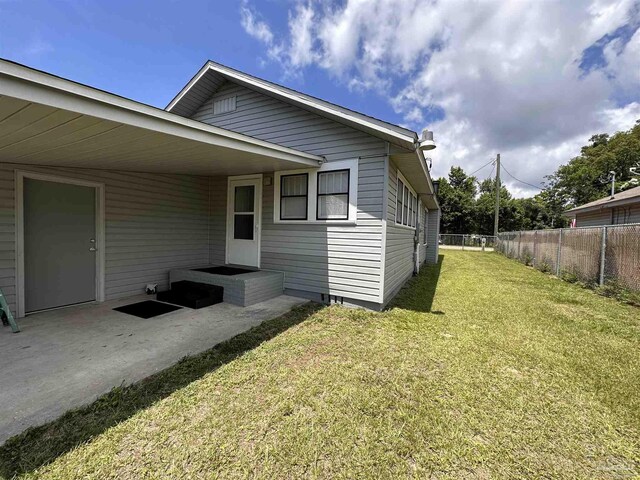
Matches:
[[89, 247, 97, 252]]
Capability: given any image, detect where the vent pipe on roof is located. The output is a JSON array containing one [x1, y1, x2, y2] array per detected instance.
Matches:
[[609, 171, 616, 199]]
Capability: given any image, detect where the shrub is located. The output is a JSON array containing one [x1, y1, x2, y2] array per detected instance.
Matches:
[[537, 260, 552, 274], [561, 271, 579, 284], [596, 280, 640, 307]]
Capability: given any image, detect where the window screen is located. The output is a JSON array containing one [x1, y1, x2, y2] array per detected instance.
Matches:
[[423, 208, 428, 243], [403, 185, 409, 226], [233, 185, 255, 240], [317, 170, 349, 220], [280, 173, 308, 220], [412, 195, 417, 228], [396, 178, 403, 224]]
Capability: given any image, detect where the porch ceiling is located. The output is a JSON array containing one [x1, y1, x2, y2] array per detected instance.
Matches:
[[0, 59, 322, 175]]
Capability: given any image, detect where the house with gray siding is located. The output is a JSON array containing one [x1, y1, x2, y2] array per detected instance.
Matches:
[[0, 59, 439, 319], [565, 185, 640, 227]]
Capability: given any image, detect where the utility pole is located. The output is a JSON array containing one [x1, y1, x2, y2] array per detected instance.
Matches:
[[494, 153, 500, 237]]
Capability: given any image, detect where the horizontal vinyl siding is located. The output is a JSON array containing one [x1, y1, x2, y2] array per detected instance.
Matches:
[[628, 205, 640, 224], [191, 82, 386, 161], [384, 160, 416, 304], [209, 176, 226, 264], [576, 210, 612, 227], [425, 208, 440, 264], [193, 80, 387, 305], [613, 204, 640, 225], [0, 164, 16, 313], [418, 205, 428, 265], [0, 163, 210, 314], [260, 156, 385, 304]]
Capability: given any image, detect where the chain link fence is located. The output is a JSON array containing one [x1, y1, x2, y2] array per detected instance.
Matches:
[[439, 234, 496, 251], [496, 224, 640, 292]]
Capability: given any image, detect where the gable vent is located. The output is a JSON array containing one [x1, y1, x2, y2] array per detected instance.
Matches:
[[213, 96, 237, 115]]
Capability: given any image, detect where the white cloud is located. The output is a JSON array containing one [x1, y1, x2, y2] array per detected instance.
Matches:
[[241, 0, 640, 197], [287, 3, 319, 68], [240, 1, 274, 45]]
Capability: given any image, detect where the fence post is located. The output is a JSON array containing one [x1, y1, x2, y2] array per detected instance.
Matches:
[[518, 232, 521, 260], [533, 231, 538, 267], [556, 229, 563, 276], [599, 226, 608, 286]]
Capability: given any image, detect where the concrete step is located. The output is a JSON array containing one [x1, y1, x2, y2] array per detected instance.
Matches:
[[169, 267, 284, 307]]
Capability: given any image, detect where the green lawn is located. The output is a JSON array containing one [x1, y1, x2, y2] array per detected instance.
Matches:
[[2, 251, 639, 479]]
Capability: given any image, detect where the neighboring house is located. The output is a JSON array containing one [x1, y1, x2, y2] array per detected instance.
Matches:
[[0, 59, 440, 318], [565, 185, 640, 227]]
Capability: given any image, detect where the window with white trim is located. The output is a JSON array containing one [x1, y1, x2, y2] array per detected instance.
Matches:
[[273, 159, 358, 224], [396, 178, 403, 224], [423, 206, 428, 243], [280, 173, 308, 220], [317, 169, 349, 220], [395, 174, 418, 229]]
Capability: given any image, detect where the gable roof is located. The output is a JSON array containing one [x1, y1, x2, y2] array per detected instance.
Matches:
[[166, 61, 418, 151], [565, 185, 640, 215]]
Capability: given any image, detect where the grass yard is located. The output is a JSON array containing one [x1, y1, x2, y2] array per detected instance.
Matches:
[[1, 250, 639, 479]]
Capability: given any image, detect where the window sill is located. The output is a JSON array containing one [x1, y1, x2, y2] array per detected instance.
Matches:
[[393, 223, 418, 232], [274, 220, 358, 226]]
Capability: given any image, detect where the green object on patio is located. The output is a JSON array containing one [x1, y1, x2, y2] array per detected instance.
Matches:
[[0, 287, 19, 333]]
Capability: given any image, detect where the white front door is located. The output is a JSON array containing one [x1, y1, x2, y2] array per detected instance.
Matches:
[[226, 175, 262, 267]]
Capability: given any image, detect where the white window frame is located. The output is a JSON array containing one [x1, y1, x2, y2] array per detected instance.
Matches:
[[422, 204, 429, 245], [280, 172, 309, 221], [273, 159, 358, 224], [395, 170, 418, 231]]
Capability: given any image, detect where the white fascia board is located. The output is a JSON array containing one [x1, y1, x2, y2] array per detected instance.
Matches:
[[167, 62, 418, 150], [565, 196, 640, 215], [0, 60, 321, 167], [416, 149, 440, 210], [166, 61, 210, 112]]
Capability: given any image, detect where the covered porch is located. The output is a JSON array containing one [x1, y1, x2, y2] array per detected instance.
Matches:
[[0, 59, 322, 319], [0, 293, 306, 443]]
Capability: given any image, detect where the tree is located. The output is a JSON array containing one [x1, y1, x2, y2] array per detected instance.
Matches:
[[544, 120, 640, 207], [474, 178, 521, 234], [435, 120, 639, 234], [437, 167, 477, 233]]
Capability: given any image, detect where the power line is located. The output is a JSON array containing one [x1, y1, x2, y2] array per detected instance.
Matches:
[[469, 159, 495, 177], [501, 162, 543, 191], [487, 164, 495, 181]]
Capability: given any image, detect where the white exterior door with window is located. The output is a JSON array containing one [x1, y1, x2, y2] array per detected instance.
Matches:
[[226, 175, 262, 267]]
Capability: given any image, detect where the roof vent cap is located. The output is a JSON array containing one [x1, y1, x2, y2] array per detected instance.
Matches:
[[419, 130, 436, 151]]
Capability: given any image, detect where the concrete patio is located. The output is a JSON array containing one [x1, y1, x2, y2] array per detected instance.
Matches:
[[0, 294, 306, 444]]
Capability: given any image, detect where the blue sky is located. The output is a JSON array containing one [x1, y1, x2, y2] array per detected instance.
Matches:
[[1, 0, 639, 197], [0, 0, 399, 123]]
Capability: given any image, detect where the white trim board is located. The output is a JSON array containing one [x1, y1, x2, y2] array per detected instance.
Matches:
[[15, 170, 106, 317], [0, 59, 322, 168], [272, 159, 359, 225], [166, 61, 418, 150]]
